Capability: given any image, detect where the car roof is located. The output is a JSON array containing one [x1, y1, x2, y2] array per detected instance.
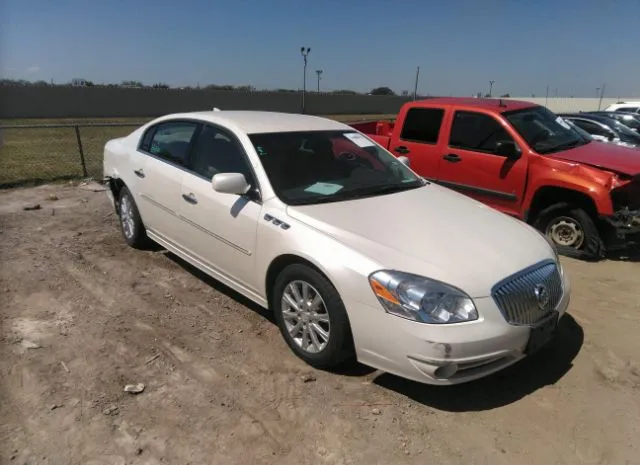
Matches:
[[156, 110, 350, 134], [412, 97, 537, 112], [559, 113, 614, 124]]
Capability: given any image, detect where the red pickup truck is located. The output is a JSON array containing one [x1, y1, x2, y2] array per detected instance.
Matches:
[[350, 97, 640, 259]]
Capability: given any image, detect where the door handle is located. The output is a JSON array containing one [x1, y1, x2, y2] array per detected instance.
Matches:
[[443, 153, 462, 163], [394, 146, 410, 154], [134, 169, 145, 178], [182, 193, 198, 204]]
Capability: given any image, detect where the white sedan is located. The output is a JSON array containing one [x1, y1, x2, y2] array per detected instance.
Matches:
[[103, 110, 571, 385]]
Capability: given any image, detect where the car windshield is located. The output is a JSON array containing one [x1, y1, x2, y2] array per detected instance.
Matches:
[[610, 119, 640, 144], [248, 130, 425, 205], [504, 106, 590, 154], [607, 114, 640, 131]]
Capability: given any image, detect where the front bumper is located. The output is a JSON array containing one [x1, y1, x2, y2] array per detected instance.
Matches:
[[348, 275, 571, 385], [602, 208, 640, 248]]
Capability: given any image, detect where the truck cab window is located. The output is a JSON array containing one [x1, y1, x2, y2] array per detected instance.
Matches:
[[449, 111, 514, 154], [400, 108, 444, 144]]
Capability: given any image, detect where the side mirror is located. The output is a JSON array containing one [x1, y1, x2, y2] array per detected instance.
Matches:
[[397, 155, 411, 167], [212, 173, 251, 195], [495, 140, 521, 160]]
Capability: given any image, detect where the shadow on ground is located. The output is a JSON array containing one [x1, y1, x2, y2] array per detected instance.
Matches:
[[165, 251, 377, 378], [162, 249, 584, 395], [606, 246, 640, 262], [373, 314, 583, 412]]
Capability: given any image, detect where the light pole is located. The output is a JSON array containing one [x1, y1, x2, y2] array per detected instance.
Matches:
[[488, 80, 495, 97], [315, 69, 323, 92], [300, 46, 311, 113]]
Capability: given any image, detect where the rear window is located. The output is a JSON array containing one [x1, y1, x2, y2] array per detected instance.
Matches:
[[617, 107, 640, 114], [400, 108, 444, 144]]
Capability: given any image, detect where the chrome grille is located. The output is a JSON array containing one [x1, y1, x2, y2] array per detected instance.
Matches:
[[492, 261, 563, 326]]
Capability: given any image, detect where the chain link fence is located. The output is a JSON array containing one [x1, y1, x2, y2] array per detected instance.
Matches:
[[0, 122, 144, 187]]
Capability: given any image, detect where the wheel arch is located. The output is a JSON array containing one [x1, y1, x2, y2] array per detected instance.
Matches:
[[265, 254, 332, 310], [525, 186, 599, 225], [107, 176, 126, 209]]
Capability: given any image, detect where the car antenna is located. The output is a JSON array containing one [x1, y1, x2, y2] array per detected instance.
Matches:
[[498, 98, 506, 108]]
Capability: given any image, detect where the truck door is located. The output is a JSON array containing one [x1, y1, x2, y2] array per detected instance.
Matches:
[[436, 110, 527, 217], [389, 107, 447, 180]]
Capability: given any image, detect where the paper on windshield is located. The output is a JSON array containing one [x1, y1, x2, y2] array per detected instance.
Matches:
[[304, 182, 344, 195], [344, 132, 375, 148], [556, 117, 571, 130]]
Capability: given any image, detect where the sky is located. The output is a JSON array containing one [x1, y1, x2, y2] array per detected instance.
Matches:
[[0, 0, 638, 97]]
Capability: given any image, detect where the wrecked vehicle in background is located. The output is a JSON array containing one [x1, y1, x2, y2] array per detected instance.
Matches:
[[351, 98, 640, 259]]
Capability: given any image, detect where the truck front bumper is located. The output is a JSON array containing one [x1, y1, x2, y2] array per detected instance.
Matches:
[[602, 208, 640, 247]]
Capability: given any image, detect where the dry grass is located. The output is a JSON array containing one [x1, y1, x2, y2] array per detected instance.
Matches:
[[0, 114, 394, 187]]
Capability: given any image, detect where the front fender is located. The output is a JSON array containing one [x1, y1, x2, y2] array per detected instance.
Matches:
[[524, 162, 615, 216]]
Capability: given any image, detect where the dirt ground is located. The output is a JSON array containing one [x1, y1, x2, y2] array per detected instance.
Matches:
[[1, 183, 639, 465]]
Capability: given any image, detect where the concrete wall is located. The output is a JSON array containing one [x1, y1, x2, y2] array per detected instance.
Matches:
[[0, 86, 636, 119], [0, 86, 411, 118], [504, 97, 637, 113]]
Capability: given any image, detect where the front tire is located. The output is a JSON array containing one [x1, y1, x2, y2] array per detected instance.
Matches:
[[535, 203, 603, 260], [272, 264, 355, 369], [117, 186, 149, 249]]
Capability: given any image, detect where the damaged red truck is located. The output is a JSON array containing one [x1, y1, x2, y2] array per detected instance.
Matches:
[[351, 98, 640, 259]]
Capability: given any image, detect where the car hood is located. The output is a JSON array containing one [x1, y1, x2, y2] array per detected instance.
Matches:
[[548, 142, 640, 175], [286, 184, 554, 297]]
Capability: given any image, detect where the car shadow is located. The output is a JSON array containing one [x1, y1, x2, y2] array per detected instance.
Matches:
[[373, 314, 583, 412], [160, 250, 378, 378], [605, 246, 640, 262], [163, 251, 275, 324]]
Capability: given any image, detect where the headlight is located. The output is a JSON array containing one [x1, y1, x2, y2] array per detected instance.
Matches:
[[368, 271, 478, 324]]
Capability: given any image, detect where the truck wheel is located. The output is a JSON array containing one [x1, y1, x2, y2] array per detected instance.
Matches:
[[534, 203, 603, 260]]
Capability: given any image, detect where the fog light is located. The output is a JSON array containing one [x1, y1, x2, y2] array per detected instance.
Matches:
[[434, 362, 458, 379]]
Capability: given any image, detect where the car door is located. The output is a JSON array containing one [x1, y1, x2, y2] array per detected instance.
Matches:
[[389, 107, 447, 180], [179, 124, 262, 290], [436, 110, 527, 217], [134, 120, 199, 242]]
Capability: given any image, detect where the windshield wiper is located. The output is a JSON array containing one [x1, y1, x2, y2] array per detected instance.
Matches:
[[540, 139, 584, 154], [288, 180, 425, 206], [340, 181, 425, 200]]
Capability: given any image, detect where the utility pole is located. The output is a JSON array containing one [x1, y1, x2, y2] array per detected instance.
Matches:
[[413, 66, 420, 100], [300, 47, 311, 113], [545, 84, 549, 107], [597, 83, 606, 111], [315, 69, 323, 92], [488, 80, 495, 97]]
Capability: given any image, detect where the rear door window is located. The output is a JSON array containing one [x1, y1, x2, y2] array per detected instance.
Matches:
[[400, 108, 445, 144], [449, 111, 514, 154], [143, 121, 199, 167]]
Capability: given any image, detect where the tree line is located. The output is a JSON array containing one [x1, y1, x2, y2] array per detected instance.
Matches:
[[0, 79, 406, 96]]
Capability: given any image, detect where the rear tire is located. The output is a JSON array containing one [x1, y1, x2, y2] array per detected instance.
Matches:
[[272, 264, 355, 369], [117, 186, 150, 249], [534, 203, 603, 260]]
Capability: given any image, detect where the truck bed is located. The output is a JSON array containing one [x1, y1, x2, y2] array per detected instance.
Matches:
[[350, 120, 395, 149]]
